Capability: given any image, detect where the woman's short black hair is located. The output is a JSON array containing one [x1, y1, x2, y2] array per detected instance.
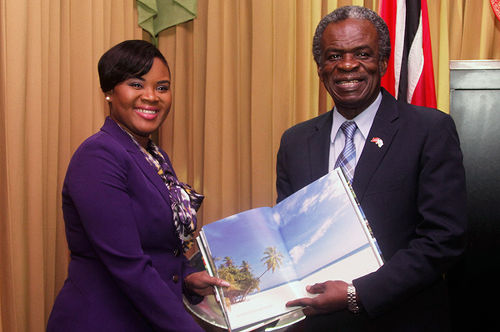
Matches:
[[98, 40, 170, 92]]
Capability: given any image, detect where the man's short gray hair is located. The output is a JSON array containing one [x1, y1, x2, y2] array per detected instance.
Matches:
[[312, 6, 391, 66]]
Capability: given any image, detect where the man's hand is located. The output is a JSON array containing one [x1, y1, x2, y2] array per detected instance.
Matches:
[[184, 271, 230, 296], [286, 280, 349, 315]]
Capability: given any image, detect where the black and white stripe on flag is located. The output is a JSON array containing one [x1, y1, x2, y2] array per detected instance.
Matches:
[[380, 0, 436, 108]]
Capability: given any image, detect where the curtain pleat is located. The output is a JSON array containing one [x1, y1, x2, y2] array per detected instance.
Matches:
[[0, 1, 499, 331], [0, 1, 142, 331]]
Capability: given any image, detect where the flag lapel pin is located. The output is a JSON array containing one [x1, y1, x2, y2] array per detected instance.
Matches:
[[371, 137, 383, 148]]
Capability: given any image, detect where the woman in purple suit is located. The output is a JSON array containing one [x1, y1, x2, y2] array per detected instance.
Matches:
[[47, 40, 229, 332]]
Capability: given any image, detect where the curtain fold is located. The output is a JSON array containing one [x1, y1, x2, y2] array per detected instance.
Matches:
[[158, 0, 325, 225], [0, 1, 142, 331], [1, 1, 499, 331]]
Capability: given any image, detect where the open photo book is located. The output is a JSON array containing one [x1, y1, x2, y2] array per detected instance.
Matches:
[[191, 168, 384, 331]]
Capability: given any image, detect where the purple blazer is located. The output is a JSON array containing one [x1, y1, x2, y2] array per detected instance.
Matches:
[[276, 89, 467, 331], [47, 117, 204, 332]]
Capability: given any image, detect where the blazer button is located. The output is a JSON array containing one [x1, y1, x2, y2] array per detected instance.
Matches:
[[173, 248, 180, 256], [172, 274, 179, 283]]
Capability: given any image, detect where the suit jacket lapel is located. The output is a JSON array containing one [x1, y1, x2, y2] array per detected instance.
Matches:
[[129, 150, 173, 205], [353, 90, 400, 201], [308, 111, 333, 183], [101, 117, 172, 205]]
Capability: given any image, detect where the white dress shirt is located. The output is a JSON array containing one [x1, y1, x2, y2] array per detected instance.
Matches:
[[328, 92, 382, 172]]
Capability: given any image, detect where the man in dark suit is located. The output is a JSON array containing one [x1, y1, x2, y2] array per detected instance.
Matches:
[[279, 6, 467, 331]]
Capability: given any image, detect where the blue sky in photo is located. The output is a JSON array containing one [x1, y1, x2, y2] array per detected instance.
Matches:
[[202, 170, 368, 290], [203, 208, 298, 290], [275, 171, 367, 278]]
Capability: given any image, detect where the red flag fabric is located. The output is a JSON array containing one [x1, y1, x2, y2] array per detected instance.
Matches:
[[379, 0, 437, 108], [491, 0, 500, 22]]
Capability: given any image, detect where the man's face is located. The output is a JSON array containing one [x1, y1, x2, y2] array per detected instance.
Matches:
[[318, 18, 388, 119]]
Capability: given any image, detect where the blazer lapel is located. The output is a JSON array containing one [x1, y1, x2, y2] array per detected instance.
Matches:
[[307, 111, 333, 183], [129, 150, 173, 205], [353, 90, 400, 201], [101, 117, 172, 205]]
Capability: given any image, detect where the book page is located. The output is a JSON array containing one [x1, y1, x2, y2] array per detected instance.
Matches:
[[201, 207, 302, 330], [275, 169, 382, 291], [197, 170, 382, 330]]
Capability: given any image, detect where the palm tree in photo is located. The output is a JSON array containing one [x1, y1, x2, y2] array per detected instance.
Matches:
[[222, 256, 234, 268], [240, 246, 284, 301], [240, 260, 251, 273], [258, 246, 283, 280]]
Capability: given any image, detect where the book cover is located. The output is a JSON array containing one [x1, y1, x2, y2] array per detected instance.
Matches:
[[191, 168, 383, 331]]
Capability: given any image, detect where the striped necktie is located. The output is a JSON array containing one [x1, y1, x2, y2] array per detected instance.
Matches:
[[335, 121, 358, 183]]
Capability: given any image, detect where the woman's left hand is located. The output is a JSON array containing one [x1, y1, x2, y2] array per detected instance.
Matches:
[[184, 271, 231, 296]]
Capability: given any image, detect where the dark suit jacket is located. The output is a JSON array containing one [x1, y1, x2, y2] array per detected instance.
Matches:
[[276, 89, 467, 331], [47, 117, 203, 332]]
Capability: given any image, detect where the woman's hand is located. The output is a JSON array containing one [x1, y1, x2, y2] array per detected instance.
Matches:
[[184, 271, 231, 297]]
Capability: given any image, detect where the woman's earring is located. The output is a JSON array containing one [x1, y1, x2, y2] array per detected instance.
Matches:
[[105, 96, 111, 101]]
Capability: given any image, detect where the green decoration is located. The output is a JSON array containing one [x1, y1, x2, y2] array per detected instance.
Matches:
[[137, 0, 197, 45]]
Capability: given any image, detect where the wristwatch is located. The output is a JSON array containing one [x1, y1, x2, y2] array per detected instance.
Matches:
[[347, 284, 360, 314]]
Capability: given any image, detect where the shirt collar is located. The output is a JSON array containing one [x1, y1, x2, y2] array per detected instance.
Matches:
[[330, 92, 382, 143]]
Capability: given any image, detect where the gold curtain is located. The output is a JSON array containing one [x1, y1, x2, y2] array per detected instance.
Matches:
[[157, 0, 325, 224], [1, 1, 499, 331], [0, 1, 143, 331]]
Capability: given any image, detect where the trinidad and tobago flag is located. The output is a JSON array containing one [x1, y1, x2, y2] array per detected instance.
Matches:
[[379, 0, 437, 108]]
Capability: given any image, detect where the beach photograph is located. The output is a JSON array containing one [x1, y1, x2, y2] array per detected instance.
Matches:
[[200, 170, 382, 329]]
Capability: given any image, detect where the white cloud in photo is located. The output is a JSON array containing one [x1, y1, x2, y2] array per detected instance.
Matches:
[[298, 193, 321, 214], [289, 244, 306, 263], [272, 212, 281, 226], [289, 216, 335, 264]]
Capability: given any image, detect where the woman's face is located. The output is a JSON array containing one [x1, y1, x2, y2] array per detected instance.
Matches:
[[106, 57, 172, 146]]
